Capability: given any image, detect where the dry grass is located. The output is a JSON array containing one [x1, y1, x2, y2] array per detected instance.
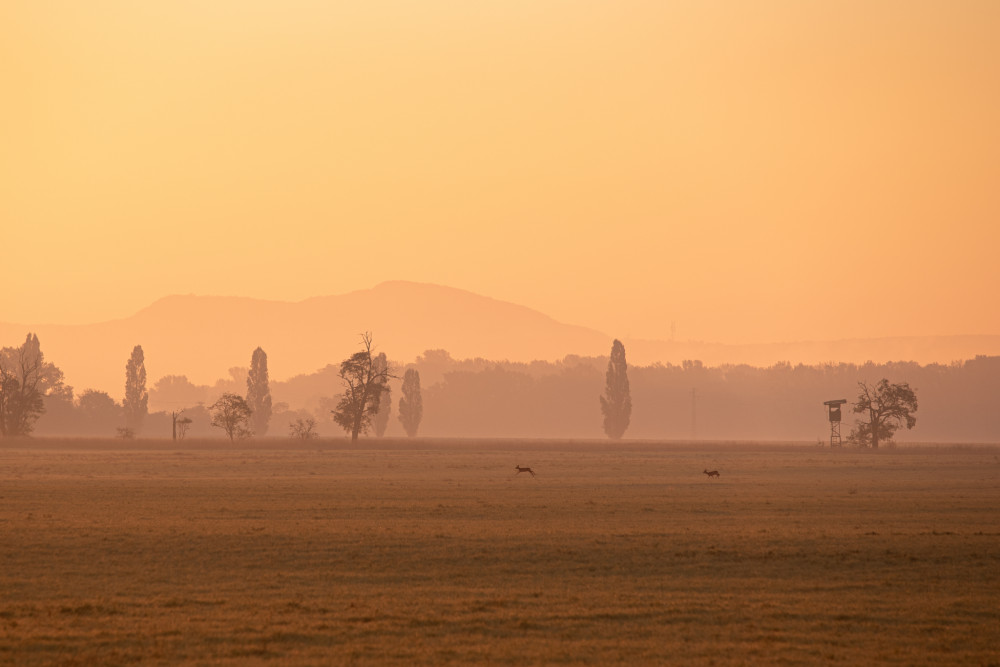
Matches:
[[1, 440, 998, 665]]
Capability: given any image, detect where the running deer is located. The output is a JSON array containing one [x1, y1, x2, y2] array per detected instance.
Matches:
[[703, 469, 720, 479], [514, 465, 536, 477]]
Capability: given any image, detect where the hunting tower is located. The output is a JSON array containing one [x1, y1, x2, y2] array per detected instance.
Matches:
[[824, 399, 848, 447]]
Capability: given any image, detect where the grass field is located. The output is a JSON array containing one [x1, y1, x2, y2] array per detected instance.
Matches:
[[1, 439, 998, 665]]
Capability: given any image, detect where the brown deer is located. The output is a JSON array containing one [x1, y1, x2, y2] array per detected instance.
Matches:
[[703, 469, 720, 479], [514, 465, 536, 477]]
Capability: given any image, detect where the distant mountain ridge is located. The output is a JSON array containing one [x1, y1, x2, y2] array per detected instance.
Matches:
[[0, 282, 611, 396], [1, 280, 998, 397]]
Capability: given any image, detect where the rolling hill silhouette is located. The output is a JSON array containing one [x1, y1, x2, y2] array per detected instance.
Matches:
[[2, 280, 998, 398], [0, 282, 611, 396]]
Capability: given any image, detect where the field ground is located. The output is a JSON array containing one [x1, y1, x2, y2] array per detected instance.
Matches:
[[1, 440, 998, 665]]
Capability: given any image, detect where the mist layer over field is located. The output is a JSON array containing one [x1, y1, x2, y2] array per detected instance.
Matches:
[[2, 440, 998, 664]]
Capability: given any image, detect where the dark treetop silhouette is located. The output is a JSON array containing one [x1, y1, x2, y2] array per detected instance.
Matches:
[[600, 339, 632, 439], [332, 333, 394, 443], [848, 379, 918, 449]]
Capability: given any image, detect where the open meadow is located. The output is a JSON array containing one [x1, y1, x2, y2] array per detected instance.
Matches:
[[1, 439, 998, 665]]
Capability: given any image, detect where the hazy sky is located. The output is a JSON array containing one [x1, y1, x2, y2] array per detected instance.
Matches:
[[3, 1, 998, 344]]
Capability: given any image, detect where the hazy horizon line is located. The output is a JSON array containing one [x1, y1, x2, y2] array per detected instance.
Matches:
[[4, 279, 998, 347]]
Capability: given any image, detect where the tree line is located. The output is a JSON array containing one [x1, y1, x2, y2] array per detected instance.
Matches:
[[5, 331, 995, 444], [408, 351, 945, 443], [594, 339, 918, 446], [1, 332, 424, 442]]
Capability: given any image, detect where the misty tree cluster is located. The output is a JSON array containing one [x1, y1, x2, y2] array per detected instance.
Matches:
[[21, 327, 1000, 443], [0, 330, 430, 441], [371, 352, 391, 437], [289, 416, 318, 439], [0, 334, 66, 437], [397, 368, 423, 437]]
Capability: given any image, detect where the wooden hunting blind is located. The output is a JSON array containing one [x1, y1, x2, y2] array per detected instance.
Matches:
[[824, 399, 848, 447]]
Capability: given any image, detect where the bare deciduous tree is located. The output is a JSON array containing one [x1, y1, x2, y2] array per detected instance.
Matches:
[[289, 417, 318, 439], [170, 409, 188, 442], [176, 416, 193, 440], [0, 334, 65, 437], [332, 333, 394, 443]]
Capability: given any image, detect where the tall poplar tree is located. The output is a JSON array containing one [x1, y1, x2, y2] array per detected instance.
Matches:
[[599, 339, 631, 439], [246, 346, 272, 436], [397, 368, 423, 437], [123, 345, 148, 434], [372, 352, 391, 437]]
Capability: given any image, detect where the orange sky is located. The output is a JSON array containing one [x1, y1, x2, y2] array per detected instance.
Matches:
[[2, 1, 998, 345]]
